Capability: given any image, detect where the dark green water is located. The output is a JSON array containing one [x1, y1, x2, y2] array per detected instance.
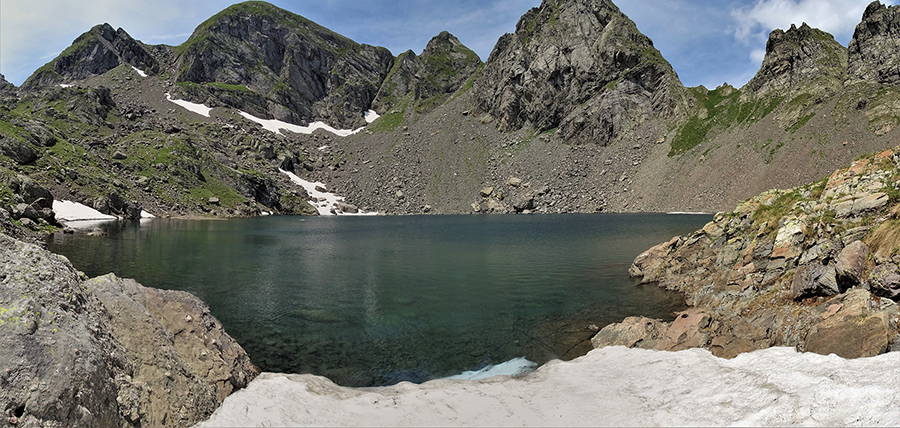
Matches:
[[48, 213, 710, 386]]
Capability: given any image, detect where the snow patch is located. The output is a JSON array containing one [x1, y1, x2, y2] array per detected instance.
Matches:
[[198, 347, 900, 427], [131, 66, 147, 77], [59, 84, 74, 88], [280, 169, 377, 216], [165, 93, 212, 117], [364, 109, 380, 123], [445, 357, 537, 381], [317, 145, 329, 151], [140, 210, 155, 218], [238, 111, 365, 137]]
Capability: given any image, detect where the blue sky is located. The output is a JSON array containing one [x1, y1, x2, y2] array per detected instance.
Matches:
[[0, 0, 890, 88]]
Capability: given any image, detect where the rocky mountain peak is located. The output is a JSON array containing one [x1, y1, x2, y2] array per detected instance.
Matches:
[[846, 1, 900, 85], [172, 1, 393, 128], [743, 22, 847, 98], [372, 31, 481, 114], [471, 0, 687, 145], [0, 74, 14, 93], [22, 23, 159, 89]]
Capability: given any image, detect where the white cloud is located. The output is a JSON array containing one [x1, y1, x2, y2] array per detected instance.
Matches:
[[730, 0, 893, 47], [749, 49, 766, 64]]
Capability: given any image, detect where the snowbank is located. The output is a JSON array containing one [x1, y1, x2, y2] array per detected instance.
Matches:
[[364, 109, 380, 123], [53, 200, 116, 222], [238, 111, 364, 136], [165, 93, 212, 117], [131, 66, 147, 77], [280, 169, 377, 216], [197, 347, 900, 427]]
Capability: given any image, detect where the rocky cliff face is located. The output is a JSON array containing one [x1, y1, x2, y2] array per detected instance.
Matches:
[[22, 24, 160, 89], [594, 148, 900, 359], [471, 0, 688, 145], [372, 32, 482, 113], [0, 233, 257, 427], [743, 23, 847, 98], [847, 2, 900, 85], [172, 1, 393, 129]]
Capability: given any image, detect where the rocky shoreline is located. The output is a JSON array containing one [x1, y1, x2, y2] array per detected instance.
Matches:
[[592, 147, 900, 359]]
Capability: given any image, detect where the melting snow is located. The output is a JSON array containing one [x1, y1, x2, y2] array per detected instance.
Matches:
[[198, 346, 900, 427], [131, 66, 147, 77], [165, 93, 212, 117], [59, 84, 74, 88], [238, 111, 365, 136], [445, 357, 538, 381], [364, 109, 381, 123], [280, 169, 377, 216]]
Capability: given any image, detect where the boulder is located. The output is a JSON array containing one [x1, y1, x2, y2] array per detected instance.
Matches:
[[0, 137, 37, 165], [629, 236, 680, 283], [805, 289, 898, 358], [336, 202, 359, 214], [867, 263, 900, 300], [835, 240, 869, 290], [792, 263, 839, 300], [0, 233, 257, 427], [591, 316, 666, 349]]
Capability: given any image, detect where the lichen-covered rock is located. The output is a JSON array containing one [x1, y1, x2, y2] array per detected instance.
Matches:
[[604, 146, 900, 359], [0, 233, 257, 427]]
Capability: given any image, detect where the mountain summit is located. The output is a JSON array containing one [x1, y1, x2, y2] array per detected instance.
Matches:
[[471, 0, 689, 145]]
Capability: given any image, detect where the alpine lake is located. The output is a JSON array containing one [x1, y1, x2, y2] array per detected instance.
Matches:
[[48, 213, 711, 387]]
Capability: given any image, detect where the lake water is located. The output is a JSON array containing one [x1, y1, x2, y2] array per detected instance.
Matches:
[[48, 213, 710, 386]]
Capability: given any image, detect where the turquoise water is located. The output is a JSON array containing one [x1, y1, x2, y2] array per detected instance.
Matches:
[[48, 213, 710, 386]]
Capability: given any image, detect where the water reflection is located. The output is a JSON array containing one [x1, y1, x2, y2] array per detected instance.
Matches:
[[49, 213, 710, 386]]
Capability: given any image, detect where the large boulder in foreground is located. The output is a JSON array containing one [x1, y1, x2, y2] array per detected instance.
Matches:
[[0, 233, 256, 427]]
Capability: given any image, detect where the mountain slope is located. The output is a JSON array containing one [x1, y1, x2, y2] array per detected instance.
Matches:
[[171, 1, 394, 129]]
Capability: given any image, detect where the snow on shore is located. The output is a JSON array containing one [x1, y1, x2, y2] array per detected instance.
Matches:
[[197, 346, 900, 427], [280, 169, 377, 216], [53, 200, 116, 222], [53, 200, 155, 228]]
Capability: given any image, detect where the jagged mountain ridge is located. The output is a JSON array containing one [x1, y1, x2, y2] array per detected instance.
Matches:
[[1, 0, 899, 227]]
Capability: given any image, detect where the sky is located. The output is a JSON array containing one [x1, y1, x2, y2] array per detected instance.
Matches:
[[0, 0, 892, 89]]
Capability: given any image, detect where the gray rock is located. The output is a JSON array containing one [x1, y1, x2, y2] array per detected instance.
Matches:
[[22, 23, 159, 89], [472, 0, 688, 144], [744, 23, 847, 98], [847, 2, 900, 85], [867, 263, 900, 300], [0, 233, 257, 427], [0, 137, 37, 165], [792, 263, 839, 300], [835, 240, 869, 290], [112, 150, 128, 160], [512, 196, 534, 213], [336, 202, 358, 214]]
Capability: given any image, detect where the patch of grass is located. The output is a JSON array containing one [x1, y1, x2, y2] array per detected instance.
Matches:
[[669, 87, 783, 156], [866, 219, 900, 258], [752, 190, 802, 235], [786, 113, 815, 133]]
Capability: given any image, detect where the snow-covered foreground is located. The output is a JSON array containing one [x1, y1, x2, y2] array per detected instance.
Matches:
[[280, 169, 377, 216], [197, 346, 900, 427]]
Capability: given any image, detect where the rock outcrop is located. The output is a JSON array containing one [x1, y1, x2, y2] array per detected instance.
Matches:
[[846, 1, 900, 85], [743, 23, 848, 98], [372, 32, 482, 113], [22, 24, 159, 89], [594, 148, 900, 359], [0, 233, 257, 427], [471, 0, 688, 145], [172, 1, 394, 129]]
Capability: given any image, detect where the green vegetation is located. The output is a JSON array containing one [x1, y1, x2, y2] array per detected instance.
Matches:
[[752, 190, 802, 235], [669, 87, 783, 156], [371, 94, 412, 132]]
